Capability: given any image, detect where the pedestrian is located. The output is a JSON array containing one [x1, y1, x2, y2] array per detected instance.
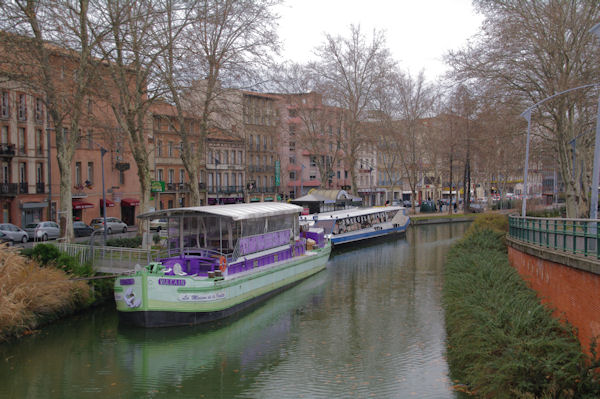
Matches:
[[453, 201, 457, 213]]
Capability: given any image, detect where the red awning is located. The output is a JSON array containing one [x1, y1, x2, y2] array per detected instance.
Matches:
[[100, 199, 115, 207], [121, 198, 140, 206], [72, 200, 94, 210]]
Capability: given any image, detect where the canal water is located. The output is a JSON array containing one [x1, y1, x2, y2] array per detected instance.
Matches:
[[0, 222, 469, 399]]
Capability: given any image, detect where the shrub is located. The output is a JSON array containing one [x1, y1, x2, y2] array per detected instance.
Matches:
[[0, 245, 90, 341], [24, 244, 93, 276], [443, 228, 600, 397], [106, 236, 142, 248]]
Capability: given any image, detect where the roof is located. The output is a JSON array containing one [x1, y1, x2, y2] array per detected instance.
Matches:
[[291, 189, 354, 204], [138, 202, 303, 221], [299, 205, 404, 221]]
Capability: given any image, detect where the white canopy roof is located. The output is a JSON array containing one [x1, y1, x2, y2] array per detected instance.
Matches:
[[138, 202, 303, 221]]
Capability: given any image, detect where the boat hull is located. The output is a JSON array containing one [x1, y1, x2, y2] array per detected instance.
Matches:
[[330, 221, 409, 246], [115, 244, 331, 327]]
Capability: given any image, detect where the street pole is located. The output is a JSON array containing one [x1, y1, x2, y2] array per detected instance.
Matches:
[[101, 147, 107, 243], [520, 110, 532, 217], [46, 127, 53, 220]]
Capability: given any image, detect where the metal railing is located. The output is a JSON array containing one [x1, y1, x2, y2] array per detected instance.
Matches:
[[51, 241, 160, 274], [508, 215, 599, 259]]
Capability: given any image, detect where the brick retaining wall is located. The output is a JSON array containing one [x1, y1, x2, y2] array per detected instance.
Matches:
[[507, 239, 600, 355]]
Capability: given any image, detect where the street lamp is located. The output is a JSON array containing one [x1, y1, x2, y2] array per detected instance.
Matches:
[[520, 83, 600, 217], [588, 22, 600, 221], [100, 146, 108, 243]]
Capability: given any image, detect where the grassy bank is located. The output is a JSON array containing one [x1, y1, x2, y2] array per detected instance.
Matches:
[[443, 215, 600, 397], [0, 244, 114, 342]]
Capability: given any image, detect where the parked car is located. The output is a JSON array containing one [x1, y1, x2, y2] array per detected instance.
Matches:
[[90, 217, 128, 234], [0, 231, 13, 246], [24, 221, 60, 241], [73, 221, 94, 237], [149, 218, 167, 232], [403, 200, 412, 208], [0, 223, 29, 243]]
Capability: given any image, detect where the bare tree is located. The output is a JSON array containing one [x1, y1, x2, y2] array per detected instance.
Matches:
[[95, 0, 170, 243], [0, 0, 104, 241], [447, 0, 600, 217], [158, 0, 280, 206], [395, 71, 436, 210], [309, 25, 395, 195]]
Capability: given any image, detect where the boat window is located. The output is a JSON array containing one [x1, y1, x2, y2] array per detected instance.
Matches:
[[269, 215, 291, 233], [244, 217, 266, 237]]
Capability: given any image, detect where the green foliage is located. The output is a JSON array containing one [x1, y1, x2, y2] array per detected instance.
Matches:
[[25, 244, 93, 276], [106, 236, 142, 248], [464, 213, 509, 241], [527, 207, 565, 218], [443, 229, 600, 397]]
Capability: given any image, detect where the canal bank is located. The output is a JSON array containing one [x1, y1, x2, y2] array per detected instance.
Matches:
[[0, 222, 470, 398], [443, 216, 600, 397]]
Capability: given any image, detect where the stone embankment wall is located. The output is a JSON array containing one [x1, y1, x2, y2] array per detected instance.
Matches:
[[507, 237, 600, 355]]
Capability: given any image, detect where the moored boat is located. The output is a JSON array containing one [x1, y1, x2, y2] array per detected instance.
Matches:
[[114, 203, 331, 327], [299, 205, 410, 246]]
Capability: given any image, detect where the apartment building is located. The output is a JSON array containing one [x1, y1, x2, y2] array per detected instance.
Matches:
[[0, 36, 143, 227], [242, 91, 281, 202], [0, 83, 49, 226], [278, 92, 351, 199]]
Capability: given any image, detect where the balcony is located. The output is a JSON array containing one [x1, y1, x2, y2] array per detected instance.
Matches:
[[0, 182, 29, 196], [36, 182, 45, 194], [165, 183, 190, 192], [206, 185, 245, 194], [0, 143, 15, 159]]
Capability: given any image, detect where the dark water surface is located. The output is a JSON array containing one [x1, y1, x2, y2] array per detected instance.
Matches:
[[0, 222, 469, 398]]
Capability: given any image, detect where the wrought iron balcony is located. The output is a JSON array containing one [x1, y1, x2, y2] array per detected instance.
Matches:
[[0, 143, 15, 159], [36, 182, 45, 194]]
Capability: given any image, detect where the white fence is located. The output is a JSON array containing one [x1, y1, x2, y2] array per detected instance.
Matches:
[[50, 242, 159, 274]]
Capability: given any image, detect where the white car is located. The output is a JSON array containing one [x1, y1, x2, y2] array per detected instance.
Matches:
[[0, 223, 29, 243], [24, 221, 60, 241], [90, 217, 128, 234], [149, 218, 167, 232]]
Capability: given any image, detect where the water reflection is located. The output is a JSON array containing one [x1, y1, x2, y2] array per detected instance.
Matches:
[[0, 222, 468, 399]]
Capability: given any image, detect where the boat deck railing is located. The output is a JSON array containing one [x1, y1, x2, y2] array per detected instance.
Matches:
[[508, 215, 600, 259]]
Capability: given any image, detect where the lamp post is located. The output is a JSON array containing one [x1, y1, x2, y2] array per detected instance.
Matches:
[[100, 146, 108, 243], [521, 83, 600, 217], [589, 22, 600, 221]]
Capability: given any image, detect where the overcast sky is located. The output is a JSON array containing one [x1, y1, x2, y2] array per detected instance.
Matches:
[[274, 0, 484, 81]]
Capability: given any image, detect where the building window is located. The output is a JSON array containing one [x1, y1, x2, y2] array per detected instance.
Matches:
[[87, 130, 92, 149], [35, 98, 44, 122], [238, 150, 243, 164], [1, 126, 7, 144], [223, 150, 228, 165], [18, 127, 26, 154], [208, 173, 213, 189], [289, 171, 296, 180], [157, 168, 164, 181], [224, 173, 229, 188], [36, 163, 44, 183], [238, 173, 243, 187], [216, 172, 221, 189], [310, 156, 316, 167], [87, 162, 93, 184], [309, 175, 316, 180], [157, 140, 162, 157], [19, 162, 26, 183], [1, 163, 8, 183], [289, 142, 295, 151], [17, 94, 26, 121], [168, 199, 173, 209], [231, 150, 236, 164], [168, 169, 174, 184], [0, 91, 9, 119], [75, 162, 82, 185], [168, 141, 173, 157], [119, 170, 125, 185], [179, 169, 185, 183]]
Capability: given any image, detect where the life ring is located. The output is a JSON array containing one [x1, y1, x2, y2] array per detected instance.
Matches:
[[219, 256, 227, 272]]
